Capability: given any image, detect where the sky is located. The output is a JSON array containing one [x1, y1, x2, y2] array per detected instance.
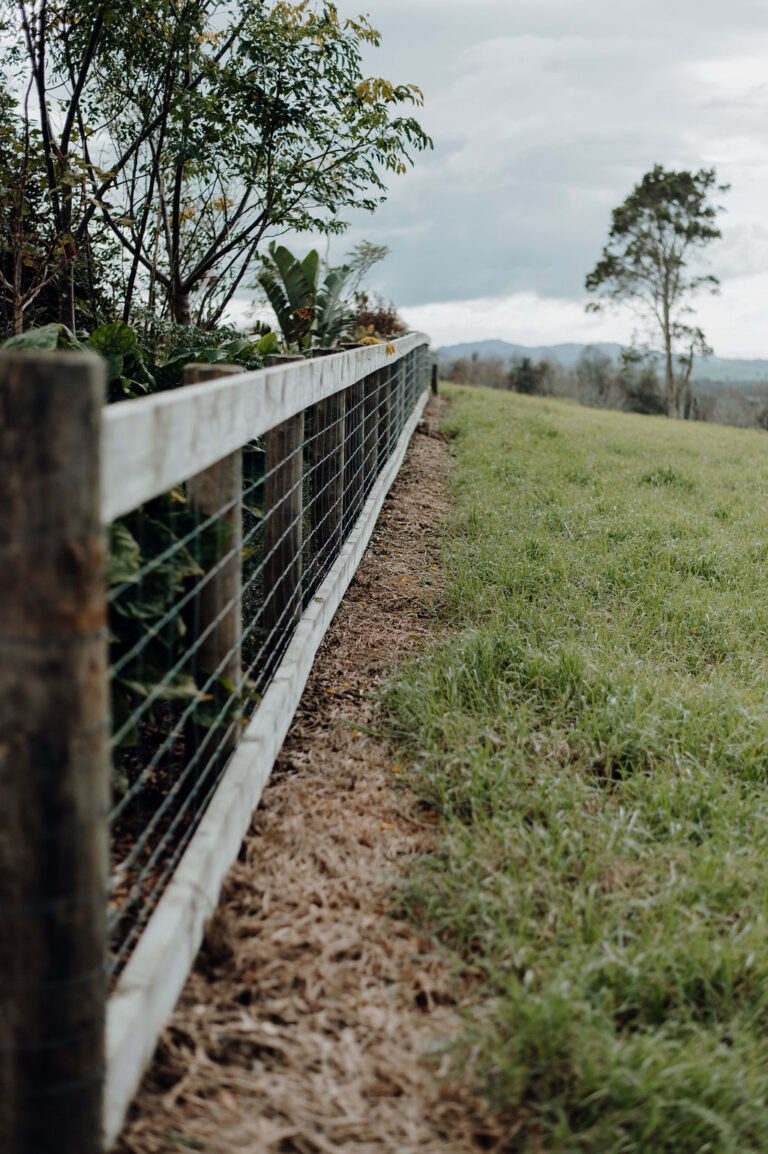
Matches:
[[306, 0, 768, 357]]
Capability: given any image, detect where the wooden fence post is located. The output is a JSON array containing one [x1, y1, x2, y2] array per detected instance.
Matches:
[[377, 363, 392, 465], [184, 363, 244, 758], [363, 369, 380, 499], [312, 388, 345, 563], [263, 355, 305, 644], [431, 361, 439, 396], [391, 356, 403, 450], [400, 352, 409, 428], [0, 351, 108, 1154], [343, 376, 365, 534]]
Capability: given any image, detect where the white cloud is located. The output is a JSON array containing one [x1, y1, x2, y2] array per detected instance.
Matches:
[[226, 1, 768, 358], [401, 292, 636, 348], [402, 272, 768, 359], [693, 273, 768, 358]]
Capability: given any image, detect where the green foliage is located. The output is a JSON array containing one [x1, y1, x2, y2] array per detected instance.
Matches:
[[257, 241, 355, 349], [616, 348, 667, 415], [255, 331, 280, 358], [0, 1, 430, 329], [108, 492, 239, 758], [346, 241, 390, 294], [0, 319, 275, 399], [508, 355, 546, 395], [315, 265, 356, 348], [87, 322, 157, 399], [0, 84, 67, 335], [385, 384, 768, 1151], [0, 317, 268, 789], [586, 166, 729, 418], [154, 332, 276, 390], [0, 322, 79, 351], [258, 244, 321, 349]]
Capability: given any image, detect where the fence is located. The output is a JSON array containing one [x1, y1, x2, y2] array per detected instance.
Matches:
[[0, 333, 430, 1152]]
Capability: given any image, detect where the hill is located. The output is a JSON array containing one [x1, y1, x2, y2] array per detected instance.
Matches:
[[435, 339, 768, 386]]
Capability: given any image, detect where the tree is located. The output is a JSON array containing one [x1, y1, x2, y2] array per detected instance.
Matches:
[[0, 84, 67, 334], [575, 346, 613, 406], [615, 349, 666, 416], [508, 355, 547, 395], [585, 165, 728, 418], [0, 0, 431, 328], [701, 386, 755, 429]]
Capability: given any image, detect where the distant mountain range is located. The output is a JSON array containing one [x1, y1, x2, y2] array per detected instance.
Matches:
[[435, 340, 768, 387]]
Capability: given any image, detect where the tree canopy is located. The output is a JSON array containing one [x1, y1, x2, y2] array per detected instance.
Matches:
[[0, 0, 431, 333], [585, 165, 728, 418]]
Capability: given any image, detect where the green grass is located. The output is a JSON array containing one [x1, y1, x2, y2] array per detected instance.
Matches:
[[385, 385, 768, 1152]]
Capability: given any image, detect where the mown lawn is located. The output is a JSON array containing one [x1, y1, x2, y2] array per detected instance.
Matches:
[[386, 384, 768, 1152]]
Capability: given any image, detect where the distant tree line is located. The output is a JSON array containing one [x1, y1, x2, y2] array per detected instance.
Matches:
[[443, 348, 768, 431]]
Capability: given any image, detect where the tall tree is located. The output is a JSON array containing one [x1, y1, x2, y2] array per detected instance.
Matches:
[[585, 165, 728, 418], [0, 83, 68, 333]]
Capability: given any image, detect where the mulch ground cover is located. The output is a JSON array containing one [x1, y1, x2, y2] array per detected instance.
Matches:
[[115, 396, 505, 1154]]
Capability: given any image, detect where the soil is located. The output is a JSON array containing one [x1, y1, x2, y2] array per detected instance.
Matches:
[[115, 396, 505, 1154]]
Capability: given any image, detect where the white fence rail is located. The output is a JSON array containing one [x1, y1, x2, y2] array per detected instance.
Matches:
[[102, 334, 427, 522]]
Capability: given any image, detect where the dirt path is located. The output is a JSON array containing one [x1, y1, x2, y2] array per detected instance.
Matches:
[[116, 397, 502, 1154]]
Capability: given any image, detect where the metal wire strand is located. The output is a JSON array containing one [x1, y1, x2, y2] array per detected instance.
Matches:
[[107, 346, 427, 974]]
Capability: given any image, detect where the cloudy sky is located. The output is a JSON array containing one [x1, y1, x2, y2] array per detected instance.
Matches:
[[317, 0, 768, 356]]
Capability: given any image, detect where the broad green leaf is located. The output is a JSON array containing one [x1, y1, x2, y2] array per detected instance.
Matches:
[[108, 522, 141, 586], [256, 331, 280, 356], [1, 324, 83, 352], [87, 321, 137, 357]]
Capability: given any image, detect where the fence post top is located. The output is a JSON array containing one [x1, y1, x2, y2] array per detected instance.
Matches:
[[0, 346, 105, 370]]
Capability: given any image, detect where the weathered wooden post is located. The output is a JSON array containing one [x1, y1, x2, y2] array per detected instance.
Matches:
[[184, 363, 244, 758], [263, 355, 305, 644], [377, 361, 393, 464], [363, 369, 381, 499], [312, 386, 345, 563], [306, 348, 347, 585], [391, 355, 404, 449], [0, 351, 108, 1154], [431, 360, 439, 396], [343, 374, 365, 535]]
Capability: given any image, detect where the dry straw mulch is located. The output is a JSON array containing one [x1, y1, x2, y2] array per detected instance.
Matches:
[[116, 396, 504, 1154]]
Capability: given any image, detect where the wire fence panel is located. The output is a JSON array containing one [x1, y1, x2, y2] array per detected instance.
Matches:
[[0, 337, 429, 1151], [106, 342, 428, 974]]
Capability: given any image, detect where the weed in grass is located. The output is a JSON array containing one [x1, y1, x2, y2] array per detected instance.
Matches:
[[386, 387, 768, 1152], [640, 465, 697, 492]]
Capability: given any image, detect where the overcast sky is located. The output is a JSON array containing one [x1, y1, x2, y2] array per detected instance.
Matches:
[[310, 0, 768, 356]]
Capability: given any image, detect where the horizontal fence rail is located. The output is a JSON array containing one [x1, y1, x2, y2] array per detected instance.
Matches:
[[0, 334, 431, 1153], [102, 333, 428, 523]]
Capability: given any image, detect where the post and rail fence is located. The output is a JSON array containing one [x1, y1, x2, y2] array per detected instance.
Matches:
[[0, 334, 431, 1152]]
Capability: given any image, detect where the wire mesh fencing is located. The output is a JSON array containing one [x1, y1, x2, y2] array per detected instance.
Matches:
[[106, 342, 429, 974], [0, 337, 430, 1153]]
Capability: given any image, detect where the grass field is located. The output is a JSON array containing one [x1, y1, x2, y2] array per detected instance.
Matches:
[[386, 385, 768, 1152]]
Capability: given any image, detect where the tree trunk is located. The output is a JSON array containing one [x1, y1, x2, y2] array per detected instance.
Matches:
[[12, 250, 23, 336], [58, 190, 77, 332], [662, 301, 675, 417], [172, 286, 191, 325]]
